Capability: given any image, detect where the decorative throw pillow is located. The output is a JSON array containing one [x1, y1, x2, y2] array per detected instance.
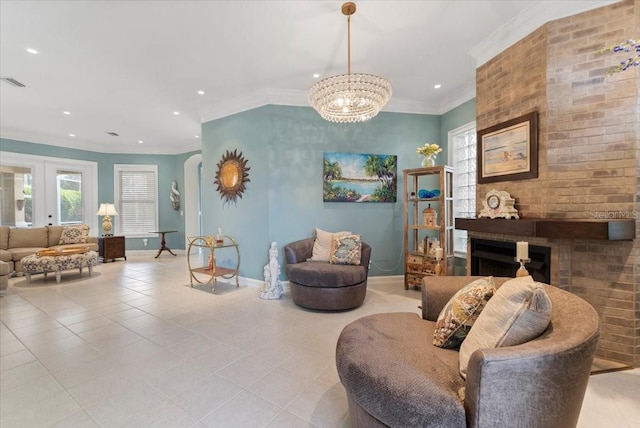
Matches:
[[459, 276, 552, 378], [329, 234, 362, 265], [58, 225, 90, 245], [309, 228, 350, 261], [432, 277, 496, 349]]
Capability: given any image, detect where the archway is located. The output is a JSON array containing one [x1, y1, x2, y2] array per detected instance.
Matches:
[[183, 153, 202, 250]]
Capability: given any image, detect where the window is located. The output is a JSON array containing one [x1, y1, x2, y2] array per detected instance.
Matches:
[[57, 170, 83, 225], [114, 165, 158, 237], [0, 152, 97, 229], [448, 122, 476, 258]]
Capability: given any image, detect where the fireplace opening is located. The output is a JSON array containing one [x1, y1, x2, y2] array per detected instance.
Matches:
[[470, 238, 551, 284]]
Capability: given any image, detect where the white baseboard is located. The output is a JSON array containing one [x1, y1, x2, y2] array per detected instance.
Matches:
[[121, 253, 403, 290], [125, 249, 186, 256], [231, 274, 404, 291]]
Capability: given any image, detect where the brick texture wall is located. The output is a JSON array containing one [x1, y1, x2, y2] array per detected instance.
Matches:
[[473, 0, 639, 365]]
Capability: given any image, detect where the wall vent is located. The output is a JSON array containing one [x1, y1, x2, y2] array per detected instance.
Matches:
[[106, 132, 119, 137], [1, 77, 27, 87]]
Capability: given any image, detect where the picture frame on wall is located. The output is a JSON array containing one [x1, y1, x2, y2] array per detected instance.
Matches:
[[323, 152, 397, 202], [477, 111, 538, 183]]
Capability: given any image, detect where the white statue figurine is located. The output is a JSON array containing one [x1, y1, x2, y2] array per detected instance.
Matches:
[[260, 241, 283, 300]]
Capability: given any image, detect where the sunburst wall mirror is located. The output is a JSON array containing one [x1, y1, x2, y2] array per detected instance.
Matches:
[[214, 149, 250, 203]]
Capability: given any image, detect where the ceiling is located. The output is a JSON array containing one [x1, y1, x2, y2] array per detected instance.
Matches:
[[0, 0, 617, 155]]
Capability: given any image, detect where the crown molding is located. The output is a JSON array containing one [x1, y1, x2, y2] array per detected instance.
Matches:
[[438, 80, 476, 115], [468, 0, 621, 67], [1, 130, 201, 155], [199, 87, 445, 124], [199, 89, 273, 123], [383, 97, 441, 115]]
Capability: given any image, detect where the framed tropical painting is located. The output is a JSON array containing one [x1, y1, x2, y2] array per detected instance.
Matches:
[[323, 152, 397, 202]]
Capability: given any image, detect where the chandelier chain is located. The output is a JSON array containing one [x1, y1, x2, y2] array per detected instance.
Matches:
[[347, 15, 351, 77]]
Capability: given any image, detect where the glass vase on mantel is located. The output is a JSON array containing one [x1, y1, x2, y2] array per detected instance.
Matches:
[[421, 155, 436, 168]]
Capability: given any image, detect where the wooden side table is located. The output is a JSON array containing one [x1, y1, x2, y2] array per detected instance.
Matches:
[[150, 230, 178, 258], [99, 235, 126, 262]]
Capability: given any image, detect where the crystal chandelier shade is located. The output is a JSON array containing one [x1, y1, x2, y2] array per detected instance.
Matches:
[[308, 2, 392, 123], [309, 73, 392, 123]]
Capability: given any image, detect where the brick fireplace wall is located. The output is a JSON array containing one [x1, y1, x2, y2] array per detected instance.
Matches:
[[473, 0, 639, 365]]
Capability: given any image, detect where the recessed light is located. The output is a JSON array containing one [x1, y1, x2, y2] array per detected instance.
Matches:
[[313, 73, 320, 78], [69, 133, 75, 137], [434, 84, 442, 89], [63, 111, 71, 115], [26, 48, 38, 54], [173, 111, 180, 115], [138, 140, 144, 144], [197, 90, 205, 95], [195, 135, 200, 138]]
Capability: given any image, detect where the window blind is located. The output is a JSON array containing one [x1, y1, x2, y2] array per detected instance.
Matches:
[[115, 166, 158, 237]]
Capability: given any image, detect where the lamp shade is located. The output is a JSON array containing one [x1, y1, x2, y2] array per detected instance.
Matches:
[[96, 203, 118, 216], [96, 203, 118, 236]]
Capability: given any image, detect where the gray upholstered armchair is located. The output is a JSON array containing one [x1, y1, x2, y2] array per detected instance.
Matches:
[[336, 276, 600, 427], [284, 237, 371, 310]]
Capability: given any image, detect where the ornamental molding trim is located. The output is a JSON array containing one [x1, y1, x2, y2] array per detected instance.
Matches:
[[468, 0, 620, 67]]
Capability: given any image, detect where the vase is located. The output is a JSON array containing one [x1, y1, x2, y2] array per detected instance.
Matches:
[[421, 155, 436, 167]]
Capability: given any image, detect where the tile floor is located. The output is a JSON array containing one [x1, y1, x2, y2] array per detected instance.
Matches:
[[1, 255, 638, 428]]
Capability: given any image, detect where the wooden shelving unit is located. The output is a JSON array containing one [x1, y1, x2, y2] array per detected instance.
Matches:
[[403, 166, 454, 289]]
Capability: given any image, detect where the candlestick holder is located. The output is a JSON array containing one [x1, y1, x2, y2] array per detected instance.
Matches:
[[434, 255, 443, 276], [514, 257, 531, 277]]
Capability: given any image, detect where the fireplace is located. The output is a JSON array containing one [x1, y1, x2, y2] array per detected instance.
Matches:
[[470, 238, 551, 284]]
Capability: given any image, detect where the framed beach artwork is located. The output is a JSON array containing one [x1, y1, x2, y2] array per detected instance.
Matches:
[[323, 152, 397, 202], [477, 111, 538, 183]]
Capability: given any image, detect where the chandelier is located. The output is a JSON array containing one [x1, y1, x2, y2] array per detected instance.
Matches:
[[308, 2, 392, 123]]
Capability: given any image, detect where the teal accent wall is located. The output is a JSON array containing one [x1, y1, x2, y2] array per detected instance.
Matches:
[[0, 138, 198, 251], [202, 105, 441, 279], [440, 98, 476, 162], [1, 98, 477, 280]]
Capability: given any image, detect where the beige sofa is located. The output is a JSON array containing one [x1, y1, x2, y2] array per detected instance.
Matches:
[[0, 260, 9, 293], [0, 226, 98, 276]]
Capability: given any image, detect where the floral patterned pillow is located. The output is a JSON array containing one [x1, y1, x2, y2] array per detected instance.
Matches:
[[432, 277, 496, 349], [329, 234, 362, 265], [309, 228, 351, 261], [58, 225, 90, 245]]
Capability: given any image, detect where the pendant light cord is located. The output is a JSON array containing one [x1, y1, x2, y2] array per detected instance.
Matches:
[[347, 15, 351, 76]]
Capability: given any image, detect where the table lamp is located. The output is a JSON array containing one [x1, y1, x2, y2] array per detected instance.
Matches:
[[96, 203, 118, 236]]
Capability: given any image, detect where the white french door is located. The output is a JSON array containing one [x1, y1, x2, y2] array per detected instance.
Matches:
[[0, 152, 98, 231]]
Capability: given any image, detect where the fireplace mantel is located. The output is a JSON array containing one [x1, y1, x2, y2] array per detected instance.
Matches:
[[455, 218, 635, 241]]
